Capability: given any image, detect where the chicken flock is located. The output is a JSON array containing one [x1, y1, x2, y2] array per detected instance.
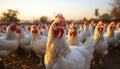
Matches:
[[0, 14, 120, 69]]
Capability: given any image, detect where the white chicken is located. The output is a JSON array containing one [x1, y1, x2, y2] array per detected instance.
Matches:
[[67, 22, 82, 46], [0, 29, 2, 36], [20, 24, 31, 37], [44, 14, 102, 69], [114, 23, 120, 46], [78, 24, 83, 34], [0, 24, 19, 68], [0, 28, 6, 37], [103, 22, 118, 53], [92, 21, 108, 65], [39, 24, 48, 36], [89, 21, 96, 36], [103, 23, 108, 34], [26, 24, 31, 32], [115, 23, 120, 40], [15, 27, 32, 57], [79, 21, 91, 43], [1, 25, 7, 34], [30, 25, 47, 66]]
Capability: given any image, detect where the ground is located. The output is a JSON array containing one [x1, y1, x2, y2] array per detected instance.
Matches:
[[91, 47, 120, 69], [0, 47, 120, 69]]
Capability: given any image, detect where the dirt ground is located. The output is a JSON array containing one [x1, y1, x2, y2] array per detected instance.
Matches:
[[0, 46, 120, 69], [91, 46, 120, 69]]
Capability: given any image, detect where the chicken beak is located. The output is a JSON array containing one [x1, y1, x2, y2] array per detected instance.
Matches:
[[111, 24, 116, 30], [112, 24, 116, 29], [98, 26, 103, 32], [69, 28, 76, 37], [57, 26, 64, 38], [31, 27, 38, 34], [52, 26, 64, 38]]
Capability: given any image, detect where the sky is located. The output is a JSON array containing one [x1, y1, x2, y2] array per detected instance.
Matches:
[[0, 0, 113, 21]]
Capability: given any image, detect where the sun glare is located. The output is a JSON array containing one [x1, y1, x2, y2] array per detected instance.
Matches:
[[0, 0, 112, 20]]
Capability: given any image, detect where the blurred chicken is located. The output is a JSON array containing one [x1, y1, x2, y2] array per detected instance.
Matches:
[[0, 23, 18, 68], [0, 28, 6, 37], [103, 22, 118, 53], [89, 21, 95, 36], [20, 24, 31, 37], [1, 25, 7, 34], [115, 23, 120, 40], [39, 24, 48, 36], [103, 23, 108, 34], [67, 22, 82, 46], [79, 21, 91, 43], [15, 27, 32, 57], [30, 25, 47, 66], [92, 21, 108, 65]]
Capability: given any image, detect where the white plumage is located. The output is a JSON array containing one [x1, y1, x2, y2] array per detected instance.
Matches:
[[0, 24, 18, 51], [103, 22, 118, 52], [44, 14, 102, 69], [30, 25, 47, 66], [92, 21, 108, 65], [79, 21, 91, 43], [15, 26, 32, 56], [67, 23, 82, 46], [0, 24, 19, 68]]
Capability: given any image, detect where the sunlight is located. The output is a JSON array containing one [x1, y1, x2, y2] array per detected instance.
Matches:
[[0, 0, 112, 20]]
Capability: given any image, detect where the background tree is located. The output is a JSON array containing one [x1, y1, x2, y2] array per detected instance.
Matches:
[[110, 0, 120, 19], [0, 9, 19, 24], [33, 19, 40, 25], [39, 16, 48, 24], [83, 17, 87, 21], [95, 8, 99, 19], [99, 13, 111, 20]]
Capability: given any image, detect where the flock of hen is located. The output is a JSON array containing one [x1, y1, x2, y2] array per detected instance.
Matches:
[[0, 14, 120, 69]]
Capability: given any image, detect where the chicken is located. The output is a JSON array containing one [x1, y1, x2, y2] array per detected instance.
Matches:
[[0, 29, 2, 36], [30, 25, 47, 66], [67, 22, 82, 46], [79, 21, 91, 43], [0, 24, 19, 68], [92, 21, 108, 65], [103, 23, 108, 34], [1, 25, 7, 34], [115, 23, 120, 40], [39, 24, 48, 36], [15, 27, 32, 57], [103, 22, 118, 53], [0, 24, 18, 50], [89, 21, 95, 36], [20, 24, 31, 37], [0, 28, 6, 37], [44, 14, 102, 69], [116, 23, 120, 29], [78, 24, 83, 34], [26, 24, 31, 32]]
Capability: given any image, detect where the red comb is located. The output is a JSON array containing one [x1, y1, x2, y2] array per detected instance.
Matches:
[[55, 13, 65, 26]]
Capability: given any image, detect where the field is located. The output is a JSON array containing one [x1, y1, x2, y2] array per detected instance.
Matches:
[[0, 46, 120, 69]]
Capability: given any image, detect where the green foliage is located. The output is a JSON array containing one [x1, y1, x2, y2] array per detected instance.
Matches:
[[0, 9, 19, 24], [99, 13, 111, 20], [110, 0, 120, 19], [95, 9, 99, 17], [39, 16, 48, 24]]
